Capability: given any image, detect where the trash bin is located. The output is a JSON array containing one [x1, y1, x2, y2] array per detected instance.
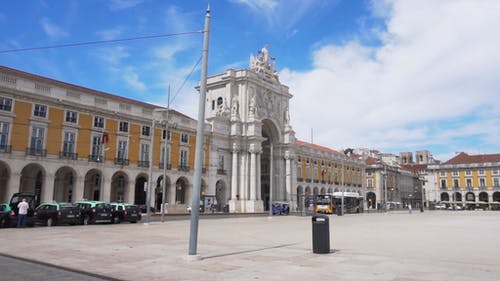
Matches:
[[312, 214, 330, 254], [281, 203, 290, 215]]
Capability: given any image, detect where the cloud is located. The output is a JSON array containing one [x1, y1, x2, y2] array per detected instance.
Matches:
[[231, 0, 334, 33], [40, 17, 69, 40], [122, 67, 146, 91], [96, 26, 124, 40], [280, 0, 500, 158], [108, 0, 144, 11]]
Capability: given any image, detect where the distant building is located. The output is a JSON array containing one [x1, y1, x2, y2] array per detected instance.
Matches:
[[428, 152, 500, 210]]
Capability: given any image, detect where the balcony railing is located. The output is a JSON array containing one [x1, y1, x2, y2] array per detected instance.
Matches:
[[88, 154, 103, 162], [26, 147, 47, 157], [59, 151, 78, 160], [159, 163, 172, 170], [178, 165, 190, 172], [0, 145, 11, 153], [137, 161, 149, 168], [297, 177, 303, 182], [114, 158, 129, 166], [217, 169, 227, 175]]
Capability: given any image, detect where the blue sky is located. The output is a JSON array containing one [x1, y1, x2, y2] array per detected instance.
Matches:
[[1, 0, 500, 162]]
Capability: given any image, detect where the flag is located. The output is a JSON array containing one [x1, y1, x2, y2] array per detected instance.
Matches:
[[102, 132, 109, 144]]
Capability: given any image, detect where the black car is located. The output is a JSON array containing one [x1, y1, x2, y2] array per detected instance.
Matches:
[[110, 203, 142, 223], [33, 202, 81, 226], [74, 200, 113, 225], [8, 192, 36, 227], [0, 203, 15, 228]]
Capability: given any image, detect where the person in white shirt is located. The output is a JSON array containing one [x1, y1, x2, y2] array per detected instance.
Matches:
[[17, 198, 29, 228]]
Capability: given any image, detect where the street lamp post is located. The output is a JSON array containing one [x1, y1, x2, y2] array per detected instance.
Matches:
[[419, 176, 426, 213], [383, 163, 387, 212], [147, 108, 167, 224]]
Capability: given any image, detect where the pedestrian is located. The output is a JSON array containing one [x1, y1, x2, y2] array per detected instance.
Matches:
[[408, 203, 412, 214], [17, 198, 29, 228]]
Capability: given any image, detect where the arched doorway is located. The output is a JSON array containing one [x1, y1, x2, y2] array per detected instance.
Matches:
[[493, 192, 500, 202], [54, 167, 76, 202], [84, 169, 102, 201], [20, 163, 45, 206], [366, 192, 376, 209], [320, 187, 326, 194], [215, 180, 228, 212], [134, 174, 148, 205], [175, 177, 189, 204], [260, 119, 282, 211], [479, 192, 488, 202], [111, 172, 128, 202], [0, 161, 11, 202], [155, 175, 171, 211], [453, 192, 462, 202], [440, 192, 449, 202]]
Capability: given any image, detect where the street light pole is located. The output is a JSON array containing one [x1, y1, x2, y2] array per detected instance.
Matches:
[[188, 6, 210, 257], [383, 163, 387, 212], [161, 87, 170, 223]]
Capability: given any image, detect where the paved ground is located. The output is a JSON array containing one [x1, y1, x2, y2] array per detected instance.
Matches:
[[1, 211, 499, 281]]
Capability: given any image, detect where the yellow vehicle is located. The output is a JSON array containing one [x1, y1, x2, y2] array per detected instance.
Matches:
[[315, 192, 363, 214], [315, 194, 334, 214]]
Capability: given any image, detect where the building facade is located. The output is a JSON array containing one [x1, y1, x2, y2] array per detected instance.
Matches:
[[428, 152, 500, 210], [0, 66, 221, 213], [0, 47, 369, 213]]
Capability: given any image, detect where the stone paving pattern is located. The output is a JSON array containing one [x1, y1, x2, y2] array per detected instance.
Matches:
[[1, 211, 499, 281]]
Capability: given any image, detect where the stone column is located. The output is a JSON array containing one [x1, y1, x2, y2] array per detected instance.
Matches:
[[256, 152, 261, 200], [42, 174, 55, 202], [231, 147, 239, 200], [7, 172, 21, 202], [239, 152, 247, 200], [73, 174, 85, 202], [249, 147, 256, 200], [285, 151, 292, 202]]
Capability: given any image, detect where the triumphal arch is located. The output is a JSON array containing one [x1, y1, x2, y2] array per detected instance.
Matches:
[[205, 46, 296, 213]]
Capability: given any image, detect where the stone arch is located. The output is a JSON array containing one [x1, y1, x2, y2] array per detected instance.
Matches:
[[260, 118, 282, 210], [175, 177, 189, 204], [155, 175, 171, 211], [366, 192, 376, 209], [465, 192, 475, 202], [111, 172, 129, 202], [53, 166, 77, 202], [134, 173, 148, 205], [493, 191, 500, 202], [327, 187, 333, 193], [479, 192, 488, 202], [320, 187, 326, 194], [440, 192, 450, 202], [313, 187, 319, 197], [84, 169, 102, 201], [20, 163, 46, 206], [0, 160, 11, 202], [453, 192, 462, 202], [215, 179, 228, 212]]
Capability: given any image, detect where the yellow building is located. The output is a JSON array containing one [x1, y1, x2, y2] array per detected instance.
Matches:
[[294, 140, 365, 212], [430, 152, 500, 210], [0, 66, 225, 213]]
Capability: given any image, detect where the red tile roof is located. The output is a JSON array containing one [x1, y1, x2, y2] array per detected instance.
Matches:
[[365, 157, 379, 165], [295, 140, 344, 156], [445, 152, 500, 164]]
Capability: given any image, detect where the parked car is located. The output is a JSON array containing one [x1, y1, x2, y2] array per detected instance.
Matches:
[[138, 204, 156, 213], [8, 192, 36, 227], [74, 200, 113, 225], [109, 203, 142, 223], [0, 203, 15, 228], [33, 202, 81, 226], [434, 203, 447, 210]]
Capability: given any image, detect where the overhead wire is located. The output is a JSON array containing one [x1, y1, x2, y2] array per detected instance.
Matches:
[[0, 30, 205, 108], [0, 31, 203, 54]]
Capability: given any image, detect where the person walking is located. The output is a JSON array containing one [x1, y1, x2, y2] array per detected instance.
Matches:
[[17, 198, 29, 228], [408, 203, 412, 214]]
